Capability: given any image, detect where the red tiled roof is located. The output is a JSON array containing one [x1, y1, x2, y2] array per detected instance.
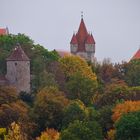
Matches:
[[7, 44, 30, 61], [70, 34, 78, 44], [91, 34, 95, 44], [131, 49, 140, 60], [77, 18, 88, 44], [70, 18, 95, 52], [76, 18, 88, 52], [86, 34, 95, 44], [0, 28, 8, 35]]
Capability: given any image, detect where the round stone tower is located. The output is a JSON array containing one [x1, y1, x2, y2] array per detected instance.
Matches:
[[6, 43, 30, 93]]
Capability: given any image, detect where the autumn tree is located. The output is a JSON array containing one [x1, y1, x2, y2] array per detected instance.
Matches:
[[32, 86, 69, 132], [94, 83, 129, 108], [0, 86, 18, 105], [112, 100, 140, 122], [0, 128, 6, 140], [36, 128, 59, 140], [59, 55, 96, 81], [6, 122, 27, 140]]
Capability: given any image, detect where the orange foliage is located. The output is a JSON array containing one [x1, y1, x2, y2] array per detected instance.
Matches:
[[112, 101, 140, 122], [36, 128, 60, 140]]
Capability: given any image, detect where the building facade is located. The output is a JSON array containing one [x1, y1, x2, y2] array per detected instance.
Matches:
[[6, 44, 30, 93], [70, 17, 95, 62]]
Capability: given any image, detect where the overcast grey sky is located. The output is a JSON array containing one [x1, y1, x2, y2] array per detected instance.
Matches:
[[0, 0, 140, 62]]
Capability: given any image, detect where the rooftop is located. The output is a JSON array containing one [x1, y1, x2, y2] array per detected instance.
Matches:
[[7, 44, 30, 61]]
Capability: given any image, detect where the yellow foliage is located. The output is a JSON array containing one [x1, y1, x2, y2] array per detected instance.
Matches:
[[112, 100, 140, 122], [107, 129, 116, 140], [6, 122, 27, 140], [59, 55, 96, 81], [36, 128, 60, 140]]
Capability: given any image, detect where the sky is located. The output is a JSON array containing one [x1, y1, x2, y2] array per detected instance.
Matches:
[[0, 0, 140, 63]]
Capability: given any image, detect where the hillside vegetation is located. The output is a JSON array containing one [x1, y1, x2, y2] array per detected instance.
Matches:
[[0, 34, 140, 140]]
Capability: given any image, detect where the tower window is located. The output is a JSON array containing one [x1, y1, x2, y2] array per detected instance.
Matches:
[[15, 62, 17, 66]]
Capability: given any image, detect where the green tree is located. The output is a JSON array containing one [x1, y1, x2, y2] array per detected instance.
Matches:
[[98, 105, 113, 136], [32, 70, 58, 92], [0, 34, 60, 91], [66, 73, 97, 105], [115, 111, 140, 140], [124, 59, 140, 86], [62, 100, 87, 129], [60, 120, 103, 140]]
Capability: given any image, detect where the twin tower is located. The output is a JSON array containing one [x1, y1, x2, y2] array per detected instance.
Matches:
[[70, 17, 95, 62]]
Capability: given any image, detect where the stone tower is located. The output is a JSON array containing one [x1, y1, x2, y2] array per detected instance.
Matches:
[[70, 16, 95, 62], [6, 44, 30, 93]]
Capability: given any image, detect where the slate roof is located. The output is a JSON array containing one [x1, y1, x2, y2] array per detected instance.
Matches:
[[7, 44, 30, 61]]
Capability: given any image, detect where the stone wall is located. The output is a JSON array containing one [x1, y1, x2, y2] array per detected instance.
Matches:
[[6, 61, 30, 93]]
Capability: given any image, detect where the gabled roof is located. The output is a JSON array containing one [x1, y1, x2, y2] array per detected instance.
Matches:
[[70, 34, 78, 44], [0, 27, 9, 35], [7, 44, 30, 61], [131, 48, 140, 60]]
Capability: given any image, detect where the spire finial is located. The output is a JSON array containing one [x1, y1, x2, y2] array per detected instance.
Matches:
[[81, 11, 83, 19]]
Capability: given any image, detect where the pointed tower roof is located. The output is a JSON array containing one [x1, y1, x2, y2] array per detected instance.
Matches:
[[70, 34, 78, 44], [86, 34, 95, 44], [76, 18, 88, 43], [131, 48, 140, 60], [7, 43, 30, 61]]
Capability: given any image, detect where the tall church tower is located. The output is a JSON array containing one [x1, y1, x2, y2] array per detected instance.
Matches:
[[6, 44, 30, 93], [70, 15, 95, 62]]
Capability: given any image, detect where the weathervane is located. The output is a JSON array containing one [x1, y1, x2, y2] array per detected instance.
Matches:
[[81, 11, 83, 19]]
